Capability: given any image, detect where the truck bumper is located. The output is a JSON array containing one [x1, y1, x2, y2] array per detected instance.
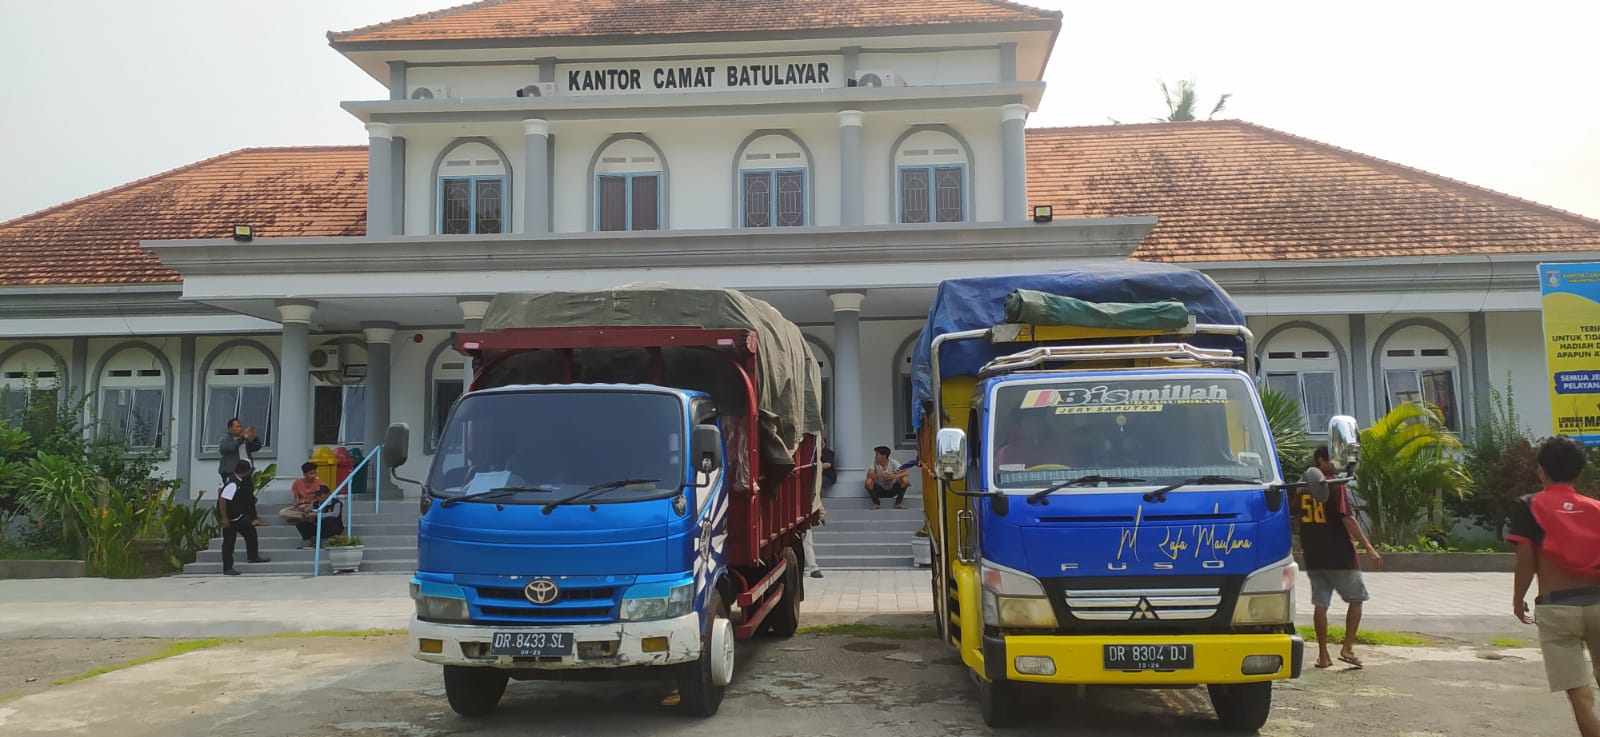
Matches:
[[411, 614, 701, 670], [982, 632, 1303, 685]]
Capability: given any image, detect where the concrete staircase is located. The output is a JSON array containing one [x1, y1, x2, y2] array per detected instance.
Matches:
[[810, 492, 926, 569], [182, 497, 418, 576]]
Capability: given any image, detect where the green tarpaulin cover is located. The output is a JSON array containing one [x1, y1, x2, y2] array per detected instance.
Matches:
[[1002, 289, 1192, 330]]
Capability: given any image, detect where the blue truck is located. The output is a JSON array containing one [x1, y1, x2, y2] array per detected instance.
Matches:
[[911, 263, 1354, 731], [391, 287, 823, 718]]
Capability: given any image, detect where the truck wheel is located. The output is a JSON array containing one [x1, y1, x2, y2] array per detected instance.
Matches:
[[1207, 682, 1273, 733], [977, 674, 1029, 727], [442, 665, 508, 718], [761, 549, 801, 638], [677, 590, 733, 717]]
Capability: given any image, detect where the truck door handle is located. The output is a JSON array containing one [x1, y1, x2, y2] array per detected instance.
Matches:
[[956, 509, 976, 563]]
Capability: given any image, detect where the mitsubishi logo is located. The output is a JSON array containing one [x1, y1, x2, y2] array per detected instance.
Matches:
[[524, 578, 559, 605], [1129, 597, 1159, 621]]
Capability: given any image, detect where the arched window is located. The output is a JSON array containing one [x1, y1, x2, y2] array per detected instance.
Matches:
[[1261, 327, 1343, 434], [593, 136, 663, 231], [437, 140, 507, 234], [1380, 324, 1462, 431], [310, 339, 367, 447], [95, 344, 171, 449], [895, 129, 968, 224], [738, 134, 808, 228], [803, 335, 833, 444], [0, 345, 63, 428], [892, 332, 919, 448], [201, 342, 276, 451], [426, 339, 467, 452]]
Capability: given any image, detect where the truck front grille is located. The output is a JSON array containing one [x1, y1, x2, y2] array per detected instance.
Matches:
[[1063, 586, 1223, 622], [467, 581, 622, 625]]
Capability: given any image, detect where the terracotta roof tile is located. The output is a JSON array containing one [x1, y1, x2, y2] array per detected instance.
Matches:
[[1026, 120, 1600, 263], [329, 0, 1059, 45], [0, 147, 367, 287]]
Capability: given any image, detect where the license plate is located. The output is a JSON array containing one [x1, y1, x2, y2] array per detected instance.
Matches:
[[1103, 643, 1194, 671], [489, 631, 574, 657]]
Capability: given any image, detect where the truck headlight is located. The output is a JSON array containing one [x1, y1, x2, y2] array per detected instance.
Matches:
[[980, 559, 1057, 628], [621, 581, 694, 621], [1232, 556, 1296, 626], [410, 580, 470, 622]]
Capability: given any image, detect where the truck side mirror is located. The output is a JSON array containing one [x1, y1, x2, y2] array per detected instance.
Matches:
[[1328, 415, 1361, 472], [934, 428, 968, 481], [693, 424, 722, 474], [383, 423, 410, 468]]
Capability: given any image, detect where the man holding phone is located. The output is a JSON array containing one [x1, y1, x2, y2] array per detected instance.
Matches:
[[218, 417, 262, 484]]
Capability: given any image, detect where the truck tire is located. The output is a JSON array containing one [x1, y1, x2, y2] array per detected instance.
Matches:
[[442, 665, 508, 718], [760, 548, 801, 638], [977, 674, 1028, 727], [1207, 681, 1273, 733], [677, 590, 733, 717]]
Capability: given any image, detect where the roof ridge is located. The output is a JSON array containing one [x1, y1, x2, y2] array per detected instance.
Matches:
[[0, 146, 367, 229], [328, 0, 515, 42], [1026, 120, 1600, 229]]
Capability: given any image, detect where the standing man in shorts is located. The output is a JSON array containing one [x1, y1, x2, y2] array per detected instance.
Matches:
[[1508, 436, 1600, 736], [1300, 446, 1383, 669]]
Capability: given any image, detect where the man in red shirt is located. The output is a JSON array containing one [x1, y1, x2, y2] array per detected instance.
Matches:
[[1508, 435, 1600, 737], [1299, 446, 1383, 669]]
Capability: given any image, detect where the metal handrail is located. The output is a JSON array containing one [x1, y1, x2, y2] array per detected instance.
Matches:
[[311, 445, 382, 577]]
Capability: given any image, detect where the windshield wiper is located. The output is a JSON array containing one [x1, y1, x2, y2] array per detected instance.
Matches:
[[1142, 475, 1260, 504], [439, 485, 559, 508], [1027, 475, 1147, 505], [541, 478, 660, 515]]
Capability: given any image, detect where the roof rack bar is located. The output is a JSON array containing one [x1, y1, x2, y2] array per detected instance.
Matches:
[[980, 342, 1243, 375]]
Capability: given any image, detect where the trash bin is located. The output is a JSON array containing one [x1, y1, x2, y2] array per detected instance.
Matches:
[[311, 446, 338, 490], [348, 447, 369, 494], [334, 447, 354, 493]]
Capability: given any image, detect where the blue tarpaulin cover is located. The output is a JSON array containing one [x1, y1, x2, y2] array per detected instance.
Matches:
[[911, 262, 1247, 429]]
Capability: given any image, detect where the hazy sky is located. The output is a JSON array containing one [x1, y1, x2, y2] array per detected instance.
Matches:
[[2, 0, 1595, 222]]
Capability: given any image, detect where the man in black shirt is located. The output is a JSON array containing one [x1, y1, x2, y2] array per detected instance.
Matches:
[[217, 460, 271, 575], [1300, 446, 1383, 668]]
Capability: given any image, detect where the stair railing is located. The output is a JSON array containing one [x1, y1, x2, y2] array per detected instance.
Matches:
[[311, 445, 382, 577]]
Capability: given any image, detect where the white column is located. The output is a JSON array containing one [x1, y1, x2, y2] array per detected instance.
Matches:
[[275, 301, 316, 496], [365, 123, 395, 237], [523, 119, 551, 233], [1001, 104, 1029, 222], [458, 298, 492, 387], [838, 111, 864, 226], [362, 322, 397, 497], [828, 291, 867, 497]]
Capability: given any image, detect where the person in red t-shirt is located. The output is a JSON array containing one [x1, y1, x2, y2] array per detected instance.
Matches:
[[1507, 435, 1600, 737]]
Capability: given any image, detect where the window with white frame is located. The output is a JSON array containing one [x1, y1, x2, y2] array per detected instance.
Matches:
[[438, 142, 507, 235], [896, 130, 967, 224], [1380, 325, 1461, 431], [97, 348, 167, 448], [595, 138, 662, 231], [739, 135, 807, 227], [202, 346, 274, 450], [1260, 328, 1342, 433], [0, 349, 61, 428], [429, 346, 466, 451]]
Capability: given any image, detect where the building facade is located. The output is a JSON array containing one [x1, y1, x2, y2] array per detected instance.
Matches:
[[1, 0, 1596, 501]]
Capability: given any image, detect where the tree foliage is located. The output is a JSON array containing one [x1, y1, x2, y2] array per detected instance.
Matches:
[[1159, 79, 1231, 122], [1258, 387, 1311, 479], [1353, 402, 1470, 546]]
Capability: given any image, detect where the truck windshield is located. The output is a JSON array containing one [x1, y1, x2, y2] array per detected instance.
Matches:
[[989, 375, 1273, 490], [427, 390, 685, 500]]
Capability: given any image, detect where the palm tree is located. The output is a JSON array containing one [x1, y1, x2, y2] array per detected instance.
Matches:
[[1159, 79, 1231, 122], [1352, 402, 1470, 546], [1258, 387, 1311, 479]]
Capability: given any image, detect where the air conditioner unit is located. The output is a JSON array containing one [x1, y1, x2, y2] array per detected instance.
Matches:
[[409, 85, 448, 101], [850, 70, 902, 88], [310, 344, 366, 385], [515, 82, 556, 98]]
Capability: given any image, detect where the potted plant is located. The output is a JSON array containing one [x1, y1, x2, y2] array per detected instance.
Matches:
[[324, 534, 364, 573], [130, 481, 173, 578], [910, 525, 932, 568]]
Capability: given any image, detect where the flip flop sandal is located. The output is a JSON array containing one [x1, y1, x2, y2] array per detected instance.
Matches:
[[1338, 655, 1364, 669], [1313, 661, 1334, 669]]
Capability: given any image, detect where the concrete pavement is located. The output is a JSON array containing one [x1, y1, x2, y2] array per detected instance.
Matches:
[[0, 570, 1520, 639]]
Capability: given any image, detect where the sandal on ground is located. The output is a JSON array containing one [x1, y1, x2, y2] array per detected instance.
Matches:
[[1313, 659, 1333, 669], [869, 504, 881, 510], [1338, 654, 1364, 669], [895, 504, 909, 509]]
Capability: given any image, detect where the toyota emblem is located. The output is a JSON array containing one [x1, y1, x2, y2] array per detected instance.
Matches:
[[524, 578, 559, 604]]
